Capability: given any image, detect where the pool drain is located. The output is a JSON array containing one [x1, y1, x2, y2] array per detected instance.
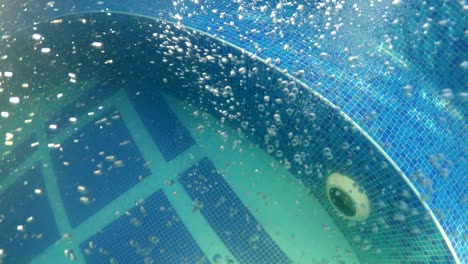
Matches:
[[326, 173, 370, 221]]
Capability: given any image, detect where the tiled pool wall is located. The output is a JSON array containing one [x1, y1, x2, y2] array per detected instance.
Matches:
[[0, 0, 465, 262], [0, 12, 458, 262], [152, 19, 457, 263]]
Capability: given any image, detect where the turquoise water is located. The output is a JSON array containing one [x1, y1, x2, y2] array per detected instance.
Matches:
[[28, 89, 361, 263], [0, 3, 464, 263]]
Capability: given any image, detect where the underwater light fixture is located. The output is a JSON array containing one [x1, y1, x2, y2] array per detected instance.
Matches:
[[326, 173, 370, 221]]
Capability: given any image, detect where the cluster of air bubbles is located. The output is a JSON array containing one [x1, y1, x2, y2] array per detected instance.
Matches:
[[4, 132, 14, 146], [323, 147, 333, 160], [64, 249, 76, 261], [212, 254, 235, 264], [273, 113, 281, 126], [304, 164, 313, 175], [440, 88, 455, 100], [266, 125, 277, 137], [295, 70, 305, 79], [402, 85, 413, 98], [293, 153, 302, 164], [303, 110, 316, 122], [410, 170, 434, 201], [428, 153, 453, 179], [290, 135, 300, 147], [68, 73, 77, 83], [0, 10, 463, 263]]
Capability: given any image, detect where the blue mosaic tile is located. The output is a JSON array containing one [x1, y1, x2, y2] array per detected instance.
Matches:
[[80, 189, 208, 264], [146, 22, 458, 262], [0, 165, 60, 263], [1, 5, 465, 263], [0, 133, 38, 179], [50, 109, 151, 227], [125, 86, 195, 161], [179, 157, 290, 264], [157, 8, 465, 261]]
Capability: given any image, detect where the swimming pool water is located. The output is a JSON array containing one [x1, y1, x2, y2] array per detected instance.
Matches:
[[0, 3, 464, 263]]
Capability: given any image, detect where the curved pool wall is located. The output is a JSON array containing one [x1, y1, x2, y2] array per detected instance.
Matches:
[[0, 0, 465, 262], [0, 12, 458, 263]]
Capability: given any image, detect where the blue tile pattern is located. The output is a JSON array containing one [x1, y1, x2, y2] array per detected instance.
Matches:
[[179, 157, 291, 264], [50, 109, 151, 227], [80, 189, 208, 264], [0, 3, 463, 263], [0, 133, 38, 180], [0, 165, 60, 264], [126, 86, 195, 161], [121, 18, 456, 263], [162, 3, 467, 261]]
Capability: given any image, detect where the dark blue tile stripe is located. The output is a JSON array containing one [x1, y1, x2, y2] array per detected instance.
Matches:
[[0, 133, 38, 179], [45, 81, 120, 138], [179, 158, 290, 264], [50, 109, 151, 227], [80, 190, 209, 264], [125, 87, 195, 161], [0, 165, 60, 264]]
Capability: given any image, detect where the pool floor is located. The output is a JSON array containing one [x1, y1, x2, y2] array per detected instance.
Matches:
[[12, 86, 361, 263]]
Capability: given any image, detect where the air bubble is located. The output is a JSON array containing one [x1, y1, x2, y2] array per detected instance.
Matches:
[[294, 154, 301, 163], [80, 196, 90, 204], [287, 93, 296, 101], [32, 34, 42, 40], [266, 145, 274, 153], [393, 213, 406, 222], [77, 185, 88, 194], [9, 97, 20, 104], [276, 150, 283, 158], [291, 138, 299, 147], [91, 42, 103, 48], [460, 61, 468, 70], [241, 121, 248, 129], [41, 47, 51, 54]]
